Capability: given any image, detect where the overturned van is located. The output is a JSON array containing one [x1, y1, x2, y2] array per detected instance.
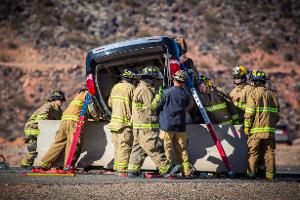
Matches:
[[35, 36, 248, 173]]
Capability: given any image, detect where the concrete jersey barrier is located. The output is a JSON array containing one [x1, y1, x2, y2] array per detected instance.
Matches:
[[34, 121, 248, 173]]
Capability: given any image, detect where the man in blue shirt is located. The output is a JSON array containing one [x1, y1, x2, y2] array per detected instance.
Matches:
[[158, 70, 194, 178]]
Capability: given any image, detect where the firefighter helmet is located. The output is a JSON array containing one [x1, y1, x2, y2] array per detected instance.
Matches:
[[199, 74, 213, 87], [140, 66, 163, 80], [172, 70, 187, 82], [48, 91, 66, 102], [232, 65, 247, 78], [249, 70, 267, 82], [121, 69, 137, 79]]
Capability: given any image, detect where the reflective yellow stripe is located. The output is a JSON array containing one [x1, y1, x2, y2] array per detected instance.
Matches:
[[244, 120, 251, 128], [159, 163, 172, 174], [35, 114, 48, 120], [61, 115, 79, 122], [232, 114, 239, 120], [132, 103, 147, 109], [220, 119, 233, 125], [24, 129, 40, 136], [111, 115, 132, 126], [246, 107, 279, 114], [111, 96, 130, 103], [150, 93, 162, 110], [255, 107, 278, 113], [234, 101, 246, 110], [245, 107, 255, 114], [128, 164, 141, 172], [206, 103, 227, 112], [115, 162, 129, 170], [133, 123, 159, 129], [70, 100, 83, 106], [250, 127, 276, 133]]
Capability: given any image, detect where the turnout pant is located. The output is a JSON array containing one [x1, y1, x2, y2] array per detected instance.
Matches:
[[21, 137, 37, 167], [39, 120, 82, 169], [160, 130, 193, 176], [128, 129, 172, 175], [247, 133, 276, 179], [111, 127, 134, 173]]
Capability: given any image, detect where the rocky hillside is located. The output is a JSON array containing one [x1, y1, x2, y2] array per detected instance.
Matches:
[[0, 0, 300, 139]]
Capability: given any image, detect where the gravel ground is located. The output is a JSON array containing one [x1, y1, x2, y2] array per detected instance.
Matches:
[[0, 170, 300, 200], [1, 139, 299, 200], [1, 179, 299, 200]]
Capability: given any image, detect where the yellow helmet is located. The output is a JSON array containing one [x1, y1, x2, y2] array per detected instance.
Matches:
[[232, 65, 247, 78], [199, 75, 213, 87]]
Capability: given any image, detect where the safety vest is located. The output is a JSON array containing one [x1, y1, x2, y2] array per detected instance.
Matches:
[[107, 81, 135, 131], [24, 102, 62, 136], [131, 81, 162, 130], [244, 86, 279, 135]]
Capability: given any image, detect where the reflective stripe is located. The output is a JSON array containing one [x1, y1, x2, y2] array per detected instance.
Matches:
[[132, 103, 147, 109], [70, 100, 83, 106], [159, 163, 172, 174], [133, 123, 159, 129], [220, 119, 233, 125], [111, 96, 130, 103], [246, 107, 279, 114], [205, 103, 227, 112], [182, 162, 192, 170], [256, 107, 278, 113], [245, 107, 255, 114], [24, 129, 40, 136], [244, 120, 252, 128], [250, 127, 276, 133], [232, 114, 239, 120], [35, 114, 48, 120], [61, 114, 79, 122], [111, 115, 132, 126], [150, 93, 162, 110], [128, 164, 141, 172], [115, 162, 129, 170], [234, 101, 246, 110]]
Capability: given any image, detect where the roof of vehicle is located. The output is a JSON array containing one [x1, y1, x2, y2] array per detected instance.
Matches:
[[86, 36, 180, 74]]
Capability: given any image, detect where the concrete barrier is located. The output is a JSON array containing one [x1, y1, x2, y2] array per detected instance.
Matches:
[[35, 121, 248, 173]]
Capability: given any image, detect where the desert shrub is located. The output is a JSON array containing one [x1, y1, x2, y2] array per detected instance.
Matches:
[[0, 52, 13, 62], [205, 26, 220, 42], [63, 12, 86, 31], [260, 36, 278, 53], [238, 42, 251, 53], [124, 0, 141, 8], [263, 60, 279, 67], [284, 52, 293, 62], [203, 12, 219, 25], [7, 42, 18, 49]]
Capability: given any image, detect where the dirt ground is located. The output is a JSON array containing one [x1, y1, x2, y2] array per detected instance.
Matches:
[[0, 177, 299, 200], [0, 138, 300, 200]]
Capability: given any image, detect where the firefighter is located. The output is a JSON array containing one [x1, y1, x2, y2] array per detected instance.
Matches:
[[21, 91, 65, 168], [127, 66, 179, 178], [197, 75, 236, 125], [230, 65, 254, 124], [158, 70, 194, 178], [39, 89, 98, 170], [107, 69, 136, 176], [244, 70, 279, 180]]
